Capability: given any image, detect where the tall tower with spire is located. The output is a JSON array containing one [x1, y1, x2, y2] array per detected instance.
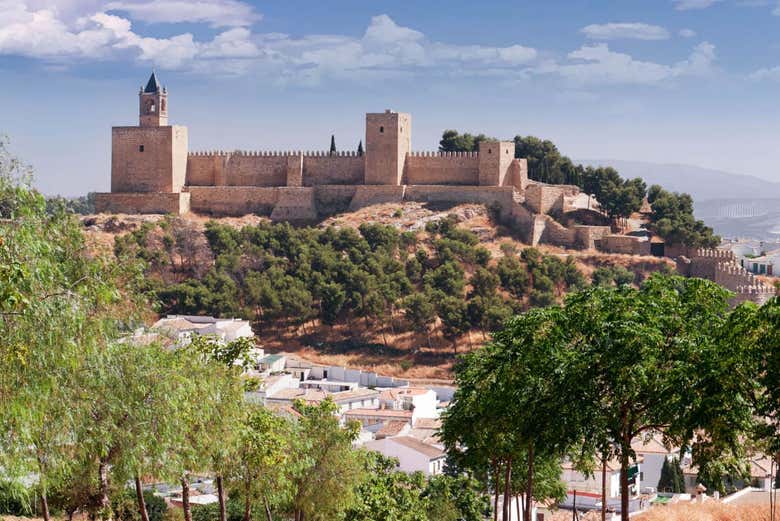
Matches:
[[139, 71, 168, 127]]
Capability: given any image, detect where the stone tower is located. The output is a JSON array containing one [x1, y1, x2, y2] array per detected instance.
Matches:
[[365, 110, 411, 185], [139, 71, 168, 127], [478, 140, 515, 186], [109, 72, 188, 195]]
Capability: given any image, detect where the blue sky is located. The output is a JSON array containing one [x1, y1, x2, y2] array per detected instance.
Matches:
[[2, 0, 780, 195]]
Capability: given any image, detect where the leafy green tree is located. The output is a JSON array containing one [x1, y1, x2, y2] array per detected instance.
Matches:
[[563, 276, 755, 520], [289, 399, 364, 521]]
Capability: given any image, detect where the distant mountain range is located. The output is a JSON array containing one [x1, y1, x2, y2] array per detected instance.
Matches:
[[579, 159, 780, 240]]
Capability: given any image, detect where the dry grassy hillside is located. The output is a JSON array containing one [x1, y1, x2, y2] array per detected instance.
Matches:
[[82, 202, 675, 380]]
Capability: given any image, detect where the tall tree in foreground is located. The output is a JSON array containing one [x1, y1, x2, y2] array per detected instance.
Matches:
[[563, 276, 756, 521], [0, 137, 145, 521]]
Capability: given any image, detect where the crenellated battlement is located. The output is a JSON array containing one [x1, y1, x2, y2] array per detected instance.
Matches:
[[407, 151, 479, 158], [189, 150, 364, 158], [691, 248, 735, 260], [735, 285, 775, 295]]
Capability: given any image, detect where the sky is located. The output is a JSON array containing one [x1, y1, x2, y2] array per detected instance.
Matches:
[[2, 0, 780, 196]]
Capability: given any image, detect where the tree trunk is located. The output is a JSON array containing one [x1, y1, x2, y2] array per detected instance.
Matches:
[[525, 443, 535, 521], [619, 450, 630, 521], [602, 455, 607, 521], [516, 494, 521, 521], [135, 476, 150, 521], [244, 480, 251, 521], [181, 476, 192, 521], [98, 460, 111, 519], [217, 476, 227, 521], [40, 493, 50, 521], [493, 460, 500, 521], [263, 496, 273, 521], [503, 458, 512, 521]]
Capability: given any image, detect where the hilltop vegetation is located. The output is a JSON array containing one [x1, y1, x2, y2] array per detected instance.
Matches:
[[109, 207, 674, 372]]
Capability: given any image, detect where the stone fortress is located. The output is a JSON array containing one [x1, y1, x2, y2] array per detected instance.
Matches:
[[95, 73, 775, 305]]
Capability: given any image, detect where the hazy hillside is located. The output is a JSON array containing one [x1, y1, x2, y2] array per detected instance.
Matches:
[[581, 159, 780, 239]]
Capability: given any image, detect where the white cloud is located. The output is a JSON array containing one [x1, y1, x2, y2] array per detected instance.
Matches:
[[679, 28, 697, 38], [673, 0, 722, 10], [748, 65, 780, 80], [104, 0, 260, 28], [543, 41, 716, 86], [581, 22, 670, 41]]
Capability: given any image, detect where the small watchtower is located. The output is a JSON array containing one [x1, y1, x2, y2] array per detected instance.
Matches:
[[139, 72, 168, 127], [365, 110, 411, 185]]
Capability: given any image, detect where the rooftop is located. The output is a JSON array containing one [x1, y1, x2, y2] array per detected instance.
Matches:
[[389, 436, 445, 460], [345, 408, 413, 420]]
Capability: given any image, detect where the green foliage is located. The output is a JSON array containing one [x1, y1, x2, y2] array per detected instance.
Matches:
[[591, 266, 636, 287], [114, 490, 168, 521], [647, 185, 720, 247], [657, 457, 685, 493], [439, 130, 493, 153]]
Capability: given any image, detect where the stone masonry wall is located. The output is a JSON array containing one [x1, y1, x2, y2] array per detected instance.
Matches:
[[313, 185, 358, 215], [112, 127, 175, 192], [524, 183, 572, 215], [95, 192, 190, 214], [405, 152, 479, 185], [601, 235, 651, 255], [303, 153, 365, 186], [188, 186, 278, 216]]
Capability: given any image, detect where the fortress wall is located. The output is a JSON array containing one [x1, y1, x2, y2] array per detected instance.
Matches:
[[539, 216, 577, 247], [574, 225, 611, 250], [188, 186, 278, 216], [187, 154, 224, 186], [713, 262, 759, 289], [405, 153, 479, 185], [508, 159, 529, 191], [270, 187, 317, 221], [303, 154, 365, 186], [601, 235, 651, 255], [95, 192, 190, 215], [404, 185, 515, 210], [224, 154, 287, 187], [524, 183, 574, 215], [314, 185, 358, 215], [348, 185, 406, 210]]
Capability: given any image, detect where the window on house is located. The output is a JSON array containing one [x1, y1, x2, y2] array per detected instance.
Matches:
[[139, 145, 144, 152]]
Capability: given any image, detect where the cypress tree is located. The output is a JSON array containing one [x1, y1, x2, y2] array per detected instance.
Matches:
[[658, 458, 673, 492], [330, 134, 336, 154], [357, 140, 363, 156]]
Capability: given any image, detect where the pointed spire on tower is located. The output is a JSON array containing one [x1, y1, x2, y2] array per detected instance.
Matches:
[[144, 71, 161, 93]]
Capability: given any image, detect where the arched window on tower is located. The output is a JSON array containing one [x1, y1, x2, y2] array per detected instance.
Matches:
[[146, 99, 156, 113], [160, 99, 166, 112]]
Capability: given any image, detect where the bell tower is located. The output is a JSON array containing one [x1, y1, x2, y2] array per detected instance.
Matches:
[[139, 71, 168, 127]]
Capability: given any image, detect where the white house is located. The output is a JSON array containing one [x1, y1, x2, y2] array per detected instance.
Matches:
[[744, 249, 780, 276], [265, 387, 379, 414], [378, 387, 439, 419], [631, 434, 680, 493], [562, 456, 642, 500], [152, 315, 254, 344], [363, 436, 446, 476]]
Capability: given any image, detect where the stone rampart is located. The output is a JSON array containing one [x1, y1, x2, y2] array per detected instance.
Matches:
[[303, 153, 364, 186], [404, 185, 515, 211], [732, 285, 776, 306], [539, 216, 576, 247], [270, 187, 317, 221], [524, 183, 578, 215], [601, 235, 651, 255], [188, 186, 278, 216], [313, 185, 358, 215], [95, 192, 190, 215], [348, 185, 406, 210], [574, 225, 611, 250], [405, 152, 480, 185]]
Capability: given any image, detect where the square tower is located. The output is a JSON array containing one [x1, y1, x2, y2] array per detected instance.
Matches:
[[110, 72, 187, 193], [365, 110, 411, 185], [478, 140, 515, 186]]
